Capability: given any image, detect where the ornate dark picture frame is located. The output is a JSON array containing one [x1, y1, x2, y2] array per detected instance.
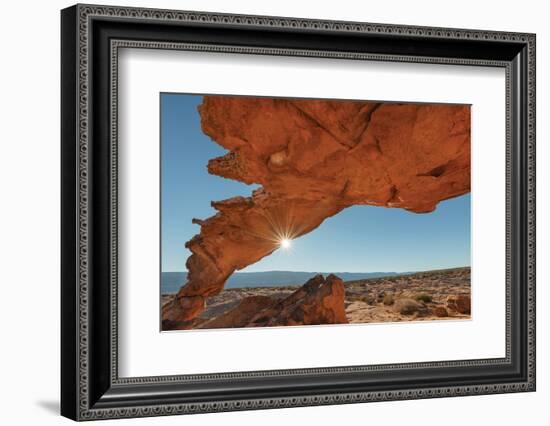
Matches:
[[61, 4, 536, 421]]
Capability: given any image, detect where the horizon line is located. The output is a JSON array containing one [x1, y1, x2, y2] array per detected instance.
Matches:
[[162, 265, 471, 274]]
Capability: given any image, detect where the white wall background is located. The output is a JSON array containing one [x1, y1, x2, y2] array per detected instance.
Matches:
[[0, 0, 547, 425]]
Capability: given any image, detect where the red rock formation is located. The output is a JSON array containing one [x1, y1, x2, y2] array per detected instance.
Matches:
[[432, 306, 449, 318], [447, 295, 471, 314], [198, 295, 275, 329], [162, 96, 470, 327], [199, 274, 348, 329]]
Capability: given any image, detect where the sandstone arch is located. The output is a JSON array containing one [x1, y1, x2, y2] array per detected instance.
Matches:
[[162, 96, 470, 329]]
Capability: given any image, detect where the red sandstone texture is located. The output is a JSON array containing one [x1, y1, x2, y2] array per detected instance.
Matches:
[[196, 274, 348, 329], [161, 97, 470, 329], [447, 294, 471, 314]]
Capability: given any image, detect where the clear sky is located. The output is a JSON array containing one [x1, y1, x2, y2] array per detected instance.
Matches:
[[161, 93, 471, 273]]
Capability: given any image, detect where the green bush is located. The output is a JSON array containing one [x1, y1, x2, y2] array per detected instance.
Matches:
[[415, 294, 432, 303]]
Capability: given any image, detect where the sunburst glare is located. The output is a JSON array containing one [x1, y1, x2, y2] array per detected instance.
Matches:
[[279, 238, 292, 249], [236, 202, 303, 254]]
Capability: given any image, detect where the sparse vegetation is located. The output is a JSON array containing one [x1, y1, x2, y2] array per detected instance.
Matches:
[[163, 267, 471, 328], [393, 298, 426, 315], [348, 294, 375, 305], [383, 294, 395, 306], [415, 294, 432, 303]]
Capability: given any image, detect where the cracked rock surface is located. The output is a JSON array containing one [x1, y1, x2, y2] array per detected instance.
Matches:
[[162, 96, 470, 329]]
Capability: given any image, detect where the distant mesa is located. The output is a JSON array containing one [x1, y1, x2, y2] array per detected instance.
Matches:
[[162, 97, 471, 325], [161, 270, 403, 294]]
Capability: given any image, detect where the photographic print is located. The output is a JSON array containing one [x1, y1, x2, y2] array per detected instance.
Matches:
[[61, 6, 536, 418], [160, 94, 471, 331]]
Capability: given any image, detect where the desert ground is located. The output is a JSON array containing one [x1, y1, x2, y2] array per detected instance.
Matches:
[[162, 267, 471, 329]]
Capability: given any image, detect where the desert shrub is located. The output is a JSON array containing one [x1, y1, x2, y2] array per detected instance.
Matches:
[[365, 295, 377, 305], [393, 298, 427, 316], [415, 294, 432, 303], [383, 294, 395, 306], [349, 295, 375, 305]]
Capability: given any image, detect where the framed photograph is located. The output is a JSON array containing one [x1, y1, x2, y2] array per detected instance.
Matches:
[[61, 4, 536, 421]]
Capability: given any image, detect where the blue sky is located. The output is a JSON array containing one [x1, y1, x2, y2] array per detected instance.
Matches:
[[161, 93, 470, 273]]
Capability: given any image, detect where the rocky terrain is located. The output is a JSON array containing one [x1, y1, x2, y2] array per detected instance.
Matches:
[[162, 96, 471, 324], [162, 267, 470, 330], [344, 267, 470, 324]]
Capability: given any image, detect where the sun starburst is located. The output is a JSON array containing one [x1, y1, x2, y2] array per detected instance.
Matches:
[[234, 202, 303, 254], [279, 238, 292, 249]]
